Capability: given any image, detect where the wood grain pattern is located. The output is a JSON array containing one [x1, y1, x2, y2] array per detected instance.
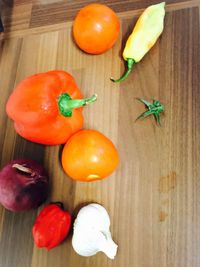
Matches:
[[0, 1, 200, 267], [30, 0, 187, 27], [0, 0, 198, 34]]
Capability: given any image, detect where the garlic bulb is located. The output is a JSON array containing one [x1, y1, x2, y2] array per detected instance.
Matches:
[[72, 203, 118, 259]]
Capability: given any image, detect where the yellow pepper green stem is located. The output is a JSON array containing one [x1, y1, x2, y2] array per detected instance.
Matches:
[[110, 2, 165, 84], [110, 58, 135, 83]]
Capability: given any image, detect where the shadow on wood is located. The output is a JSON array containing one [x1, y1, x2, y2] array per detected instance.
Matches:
[[0, 0, 14, 33]]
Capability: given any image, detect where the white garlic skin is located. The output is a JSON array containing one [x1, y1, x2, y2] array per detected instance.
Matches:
[[72, 203, 118, 259]]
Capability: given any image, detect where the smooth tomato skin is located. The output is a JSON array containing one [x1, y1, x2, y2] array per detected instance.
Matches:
[[61, 130, 119, 181], [73, 4, 120, 54]]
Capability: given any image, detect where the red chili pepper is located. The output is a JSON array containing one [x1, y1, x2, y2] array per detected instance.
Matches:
[[32, 202, 71, 250], [6, 70, 97, 145]]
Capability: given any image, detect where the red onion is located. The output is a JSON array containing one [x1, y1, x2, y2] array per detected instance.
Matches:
[[0, 159, 49, 212]]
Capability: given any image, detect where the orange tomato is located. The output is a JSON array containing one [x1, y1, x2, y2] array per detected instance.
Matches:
[[73, 3, 120, 54], [61, 130, 119, 181]]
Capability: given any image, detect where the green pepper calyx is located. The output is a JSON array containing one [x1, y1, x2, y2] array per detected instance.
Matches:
[[58, 93, 97, 117]]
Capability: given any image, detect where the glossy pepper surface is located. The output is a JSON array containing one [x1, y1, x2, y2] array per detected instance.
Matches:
[[6, 70, 97, 145], [111, 2, 165, 82], [32, 202, 71, 250]]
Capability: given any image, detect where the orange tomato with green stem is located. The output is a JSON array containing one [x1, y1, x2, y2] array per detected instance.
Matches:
[[61, 130, 119, 182], [73, 3, 120, 54]]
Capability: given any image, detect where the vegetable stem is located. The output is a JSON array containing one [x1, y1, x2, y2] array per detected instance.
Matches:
[[101, 232, 118, 259], [136, 98, 165, 125], [110, 58, 135, 83], [50, 202, 64, 210], [58, 93, 97, 117]]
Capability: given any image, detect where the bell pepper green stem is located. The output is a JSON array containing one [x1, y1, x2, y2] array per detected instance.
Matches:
[[110, 58, 135, 83], [58, 93, 97, 117]]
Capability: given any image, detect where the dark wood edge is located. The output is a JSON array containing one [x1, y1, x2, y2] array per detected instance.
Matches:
[[0, 16, 4, 32]]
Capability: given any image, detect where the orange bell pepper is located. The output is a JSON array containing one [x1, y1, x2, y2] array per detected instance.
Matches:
[[6, 70, 97, 145]]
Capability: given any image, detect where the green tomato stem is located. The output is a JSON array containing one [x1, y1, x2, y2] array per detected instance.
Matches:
[[136, 98, 165, 125]]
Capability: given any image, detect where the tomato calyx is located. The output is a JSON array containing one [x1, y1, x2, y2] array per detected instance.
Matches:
[[58, 93, 97, 117]]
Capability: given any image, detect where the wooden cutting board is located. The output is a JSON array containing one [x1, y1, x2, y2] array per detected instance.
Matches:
[[0, 0, 199, 266]]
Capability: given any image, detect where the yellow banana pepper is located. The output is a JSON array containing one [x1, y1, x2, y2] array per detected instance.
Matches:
[[111, 2, 166, 83]]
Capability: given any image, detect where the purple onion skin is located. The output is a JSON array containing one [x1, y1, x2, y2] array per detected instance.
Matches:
[[0, 159, 49, 212]]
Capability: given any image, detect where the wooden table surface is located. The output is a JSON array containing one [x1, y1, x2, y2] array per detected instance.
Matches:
[[0, 0, 200, 266]]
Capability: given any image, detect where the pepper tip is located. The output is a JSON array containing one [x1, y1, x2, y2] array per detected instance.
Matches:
[[110, 77, 118, 83]]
